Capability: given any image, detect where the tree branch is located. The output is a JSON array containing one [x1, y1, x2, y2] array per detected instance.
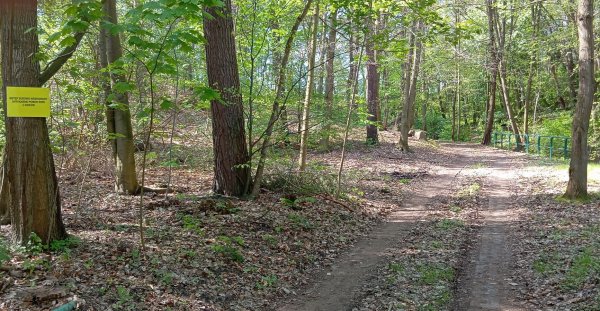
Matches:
[[39, 31, 87, 85]]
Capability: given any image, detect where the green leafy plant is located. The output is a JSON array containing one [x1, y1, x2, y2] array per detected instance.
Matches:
[[0, 238, 11, 266], [261, 234, 278, 247], [114, 285, 134, 310], [388, 262, 405, 274], [26, 232, 44, 255], [49, 236, 81, 253], [287, 213, 314, 230], [563, 249, 600, 290], [22, 257, 50, 274], [181, 214, 204, 236], [256, 274, 278, 289], [212, 236, 245, 263]]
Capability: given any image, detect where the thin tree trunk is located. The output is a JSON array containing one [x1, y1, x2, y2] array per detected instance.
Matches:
[[482, 0, 499, 145], [346, 27, 357, 104], [316, 12, 327, 96], [551, 61, 567, 109], [0, 161, 9, 225], [398, 31, 415, 150], [101, 0, 140, 194], [204, 0, 251, 197], [1, 0, 67, 244], [382, 68, 390, 131], [319, 8, 337, 150], [565, 0, 594, 199], [298, 3, 320, 172], [251, 0, 313, 197], [365, 11, 379, 145], [398, 22, 422, 152], [524, 2, 537, 135], [421, 79, 427, 131], [494, 4, 522, 147], [498, 60, 522, 144]]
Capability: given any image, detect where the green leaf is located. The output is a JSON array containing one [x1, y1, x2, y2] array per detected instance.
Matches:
[[195, 86, 221, 102], [114, 82, 135, 93], [160, 99, 174, 110]]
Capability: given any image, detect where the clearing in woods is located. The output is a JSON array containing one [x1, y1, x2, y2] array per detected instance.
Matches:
[[279, 141, 529, 311]]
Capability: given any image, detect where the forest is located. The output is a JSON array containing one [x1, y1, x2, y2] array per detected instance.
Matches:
[[1, 0, 600, 310]]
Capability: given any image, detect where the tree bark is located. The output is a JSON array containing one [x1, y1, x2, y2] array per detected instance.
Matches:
[[1, 0, 67, 244], [298, 3, 319, 172], [204, 0, 251, 197], [565, 0, 594, 199], [101, 0, 140, 194], [319, 9, 337, 150], [365, 12, 379, 145]]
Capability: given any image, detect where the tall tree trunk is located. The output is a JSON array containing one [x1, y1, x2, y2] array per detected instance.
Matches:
[[550, 52, 568, 109], [298, 3, 319, 172], [382, 68, 391, 130], [204, 0, 251, 197], [0, 0, 67, 244], [398, 22, 422, 152], [565, 0, 594, 199], [523, 4, 537, 135], [319, 8, 337, 150], [407, 41, 422, 130], [346, 26, 357, 104], [421, 77, 427, 131], [101, 0, 140, 194], [482, 0, 499, 145], [365, 12, 379, 145], [498, 60, 522, 145], [316, 12, 327, 96], [398, 32, 415, 150], [494, 4, 522, 147]]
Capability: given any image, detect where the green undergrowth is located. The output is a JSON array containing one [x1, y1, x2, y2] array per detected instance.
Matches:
[[529, 202, 600, 307]]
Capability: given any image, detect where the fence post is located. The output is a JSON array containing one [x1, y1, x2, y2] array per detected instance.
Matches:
[[537, 135, 541, 155], [501, 133, 504, 148], [493, 132, 497, 147], [508, 134, 512, 150], [525, 134, 530, 153], [563, 138, 569, 160], [549, 137, 554, 160]]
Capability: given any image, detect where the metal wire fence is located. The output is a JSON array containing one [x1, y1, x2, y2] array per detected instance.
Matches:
[[492, 131, 570, 160]]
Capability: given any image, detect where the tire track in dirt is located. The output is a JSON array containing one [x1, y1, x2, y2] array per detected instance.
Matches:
[[452, 147, 526, 311], [278, 143, 485, 311]]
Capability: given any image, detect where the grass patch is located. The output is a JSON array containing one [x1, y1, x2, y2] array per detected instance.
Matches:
[[457, 182, 481, 197], [469, 163, 487, 169], [417, 264, 454, 285], [563, 249, 600, 290], [436, 219, 465, 231]]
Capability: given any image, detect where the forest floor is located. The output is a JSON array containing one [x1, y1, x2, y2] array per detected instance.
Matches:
[[1, 130, 600, 310]]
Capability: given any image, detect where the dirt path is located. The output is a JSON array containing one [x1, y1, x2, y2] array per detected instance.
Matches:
[[452, 149, 526, 310], [278, 142, 527, 311]]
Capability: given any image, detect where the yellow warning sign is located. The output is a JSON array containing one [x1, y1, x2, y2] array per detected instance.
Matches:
[[6, 87, 51, 117]]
